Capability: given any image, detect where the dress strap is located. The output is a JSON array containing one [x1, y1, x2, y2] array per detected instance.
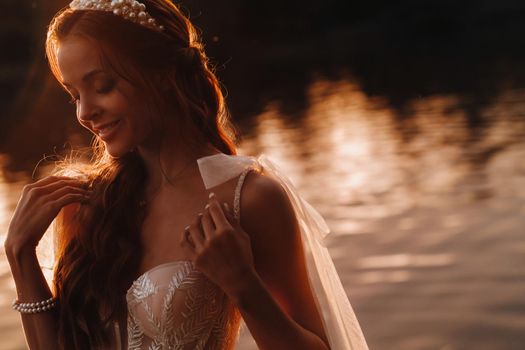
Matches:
[[233, 167, 257, 221]]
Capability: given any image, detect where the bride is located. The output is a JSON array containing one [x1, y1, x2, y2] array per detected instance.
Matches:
[[4, 0, 369, 349]]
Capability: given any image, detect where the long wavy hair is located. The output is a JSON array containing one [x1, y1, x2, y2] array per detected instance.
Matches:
[[46, 1, 238, 348]]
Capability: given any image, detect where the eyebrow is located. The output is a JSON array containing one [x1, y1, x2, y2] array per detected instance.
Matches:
[[61, 69, 106, 87]]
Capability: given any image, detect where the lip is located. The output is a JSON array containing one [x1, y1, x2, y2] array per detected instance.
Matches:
[[93, 120, 121, 140], [93, 120, 120, 133]]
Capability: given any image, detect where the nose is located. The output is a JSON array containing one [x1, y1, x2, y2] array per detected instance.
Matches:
[[76, 96, 102, 125]]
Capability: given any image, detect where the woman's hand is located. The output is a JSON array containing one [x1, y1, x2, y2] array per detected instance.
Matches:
[[5, 175, 92, 252], [180, 192, 256, 297]]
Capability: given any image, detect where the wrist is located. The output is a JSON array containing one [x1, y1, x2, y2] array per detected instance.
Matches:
[[226, 268, 264, 309], [4, 239, 37, 264]]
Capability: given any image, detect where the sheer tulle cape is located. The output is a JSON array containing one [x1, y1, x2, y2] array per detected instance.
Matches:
[[197, 153, 369, 350]]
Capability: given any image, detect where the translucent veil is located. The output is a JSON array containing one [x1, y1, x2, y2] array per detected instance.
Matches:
[[197, 153, 369, 350]]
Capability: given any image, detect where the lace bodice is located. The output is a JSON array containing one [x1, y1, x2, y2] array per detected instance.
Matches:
[[125, 261, 241, 350], [116, 155, 260, 350]]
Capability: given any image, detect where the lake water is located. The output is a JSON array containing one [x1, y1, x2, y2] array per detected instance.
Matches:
[[1, 76, 524, 349]]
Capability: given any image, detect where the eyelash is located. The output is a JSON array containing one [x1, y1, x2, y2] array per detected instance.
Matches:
[[67, 80, 115, 105]]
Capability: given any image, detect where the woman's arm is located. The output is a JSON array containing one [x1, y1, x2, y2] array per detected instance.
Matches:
[[184, 172, 330, 349], [4, 176, 90, 349], [4, 243, 59, 350], [230, 172, 330, 350]]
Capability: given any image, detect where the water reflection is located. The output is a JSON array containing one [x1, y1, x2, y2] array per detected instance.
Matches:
[[1, 77, 524, 349], [356, 253, 455, 269], [237, 78, 525, 349]]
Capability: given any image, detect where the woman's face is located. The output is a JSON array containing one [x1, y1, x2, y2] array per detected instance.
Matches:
[[56, 35, 158, 157]]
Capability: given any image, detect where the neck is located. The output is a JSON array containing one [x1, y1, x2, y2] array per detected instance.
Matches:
[[136, 131, 221, 196]]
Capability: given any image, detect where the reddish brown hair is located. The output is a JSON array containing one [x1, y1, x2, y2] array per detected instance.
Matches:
[[46, 1, 238, 348]]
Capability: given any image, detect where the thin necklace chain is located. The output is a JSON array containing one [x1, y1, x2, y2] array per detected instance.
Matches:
[[139, 156, 196, 207]]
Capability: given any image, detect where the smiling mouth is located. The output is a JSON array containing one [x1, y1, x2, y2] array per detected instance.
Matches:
[[96, 120, 121, 137]]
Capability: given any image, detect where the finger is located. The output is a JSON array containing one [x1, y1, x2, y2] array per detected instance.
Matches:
[[200, 210, 216, 239], [187, 223, 205, 252], [180, 226, 195, 249], [42, 185, 92, 202], [223, 201, 231, 215], [27, 179, 89, 199], [222, 202, 238, 225], [28, 175, 86, 189], [23, 177, 82, 196], [48, 192, 91, 213], [40, 178, 90, 192], [206, 192, 230, 229], [222, 201, 232, 218]]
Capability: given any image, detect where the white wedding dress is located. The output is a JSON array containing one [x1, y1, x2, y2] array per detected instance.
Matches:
[[43, 153, 368, 349], [121, 155, 259, 349]]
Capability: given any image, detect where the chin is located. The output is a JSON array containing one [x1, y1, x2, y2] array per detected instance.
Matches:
[[104, 142, 135, 159]]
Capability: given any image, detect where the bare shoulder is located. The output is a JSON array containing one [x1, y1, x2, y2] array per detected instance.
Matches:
[[241, 170, 290, 213], [239, 170, 296, 233], [238, 169, 300, 274]]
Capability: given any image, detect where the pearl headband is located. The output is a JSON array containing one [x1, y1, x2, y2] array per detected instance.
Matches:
[[69, 0, 164, 32]]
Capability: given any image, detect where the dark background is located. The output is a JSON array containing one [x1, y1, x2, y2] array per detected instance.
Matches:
[[2, 1, 525, 172]]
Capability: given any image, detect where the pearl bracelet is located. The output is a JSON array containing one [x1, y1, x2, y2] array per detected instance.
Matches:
[[12, 296, 58, 314]]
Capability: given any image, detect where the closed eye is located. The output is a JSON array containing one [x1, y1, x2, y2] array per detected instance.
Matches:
[[95, 79, 115, 94]]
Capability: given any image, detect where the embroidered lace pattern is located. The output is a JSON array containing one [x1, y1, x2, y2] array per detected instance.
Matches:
[[126, 261, 241, 350]]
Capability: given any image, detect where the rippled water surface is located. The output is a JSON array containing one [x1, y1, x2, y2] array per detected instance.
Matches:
[[1, 77, 524, 349]]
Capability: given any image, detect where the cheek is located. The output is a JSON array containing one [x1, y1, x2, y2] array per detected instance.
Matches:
[[114, 87, 157, 138]]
